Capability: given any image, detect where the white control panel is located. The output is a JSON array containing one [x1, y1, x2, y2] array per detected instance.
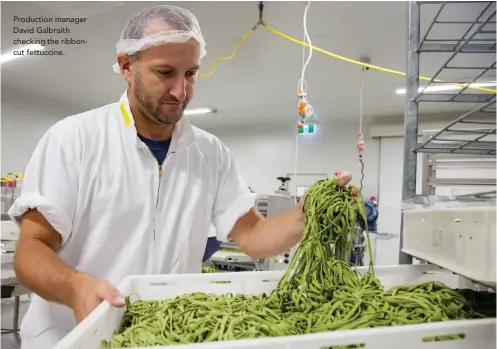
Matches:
[[266, 194, 297, 271], [1, 220, 20, 241], [269, 251, 292, 271], [266, 194, 295, 218], [269, 244, 299, 271]]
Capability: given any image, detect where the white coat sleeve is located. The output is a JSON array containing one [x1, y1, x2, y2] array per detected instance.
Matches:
[[8, 130, 79, 245], [212, 147, 259, 242]]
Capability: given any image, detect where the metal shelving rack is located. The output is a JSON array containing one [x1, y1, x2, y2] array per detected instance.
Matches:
[[400, 1, 496, 264]]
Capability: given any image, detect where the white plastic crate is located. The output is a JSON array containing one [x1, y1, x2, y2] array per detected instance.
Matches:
[[54, 264, 496, 349], [402, 206, 496, 286]]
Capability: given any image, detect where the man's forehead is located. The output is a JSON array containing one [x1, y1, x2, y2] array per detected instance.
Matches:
[[142, 42, 201, 68]]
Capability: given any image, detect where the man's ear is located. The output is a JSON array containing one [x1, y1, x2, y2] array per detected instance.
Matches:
[[117, 53, 134, 83]]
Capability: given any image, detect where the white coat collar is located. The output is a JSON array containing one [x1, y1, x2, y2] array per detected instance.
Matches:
[[118, 91, 197, 152]]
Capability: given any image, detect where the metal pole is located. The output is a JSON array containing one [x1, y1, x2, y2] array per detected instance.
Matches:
[[399, 1, 420, 265], [13, 296, 20, 333]]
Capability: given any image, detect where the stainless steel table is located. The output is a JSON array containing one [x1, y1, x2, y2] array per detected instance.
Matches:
[[2, 263, 31, 333]]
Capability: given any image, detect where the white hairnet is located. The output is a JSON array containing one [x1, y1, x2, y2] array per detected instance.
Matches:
[[113, 5, 206, 73]]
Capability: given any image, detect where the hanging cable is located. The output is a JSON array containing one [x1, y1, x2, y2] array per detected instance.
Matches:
[[293, 31, 306, 203], [294, 1, 314, 204], [199, 1, 266, 77], [359, 79, 365, 139], [301, 30, 306, 78], [357, 70, 367, 191], [292, 133, 300, 204], [298, 1, 313, 93], [297, 1, 315, 129]]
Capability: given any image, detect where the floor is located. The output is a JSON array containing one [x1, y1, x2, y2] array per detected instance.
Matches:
[[1, 296, 30, 349]]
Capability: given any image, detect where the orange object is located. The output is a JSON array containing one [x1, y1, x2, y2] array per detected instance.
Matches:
[[357, 133, 365, 152], [299, 101, 307, 115]]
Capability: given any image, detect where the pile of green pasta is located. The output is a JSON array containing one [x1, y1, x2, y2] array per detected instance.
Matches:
[[102, 177, 489, 348], [201, 266, 219, 274]]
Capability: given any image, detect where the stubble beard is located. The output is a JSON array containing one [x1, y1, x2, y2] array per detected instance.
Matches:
[[133, 71, 188, 126]]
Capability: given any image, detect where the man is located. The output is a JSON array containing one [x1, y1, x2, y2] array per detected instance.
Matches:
[[9, 5, 354, 349]]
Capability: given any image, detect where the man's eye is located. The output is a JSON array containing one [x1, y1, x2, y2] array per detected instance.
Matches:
[[158, 70, 173, 76], [186, 71, 197, 77]]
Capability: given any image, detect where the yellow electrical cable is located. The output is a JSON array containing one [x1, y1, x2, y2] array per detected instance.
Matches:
[[263, 24, 496, 94], [0, 172, 24, 183], [265, 25, 407, 78], [199, 29, 256, 77], [198, 21, 496, 94]]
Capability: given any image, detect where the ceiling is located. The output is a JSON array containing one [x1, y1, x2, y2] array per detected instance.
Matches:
[[1, 1, 495, 128]]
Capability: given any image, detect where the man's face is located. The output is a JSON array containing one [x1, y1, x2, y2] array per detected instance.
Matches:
[[125, 39, 201, 125]]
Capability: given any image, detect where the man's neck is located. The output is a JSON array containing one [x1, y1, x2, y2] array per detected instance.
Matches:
[[128, 94, 174, 141]]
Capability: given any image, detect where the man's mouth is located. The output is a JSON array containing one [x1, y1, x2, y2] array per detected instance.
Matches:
[[165, 102, 181, 109]]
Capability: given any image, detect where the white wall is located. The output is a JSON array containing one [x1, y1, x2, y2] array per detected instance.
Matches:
[[374, 137, 420, 265], [208, 122, 380, 199], [1, 87, 79, 173]]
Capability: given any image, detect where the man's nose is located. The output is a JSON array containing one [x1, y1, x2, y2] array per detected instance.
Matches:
[[169, 77, 187, 102]]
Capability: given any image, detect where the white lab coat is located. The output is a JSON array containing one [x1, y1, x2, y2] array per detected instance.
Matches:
[[208, 224, 217, 238], [8, 91, 258, 349]]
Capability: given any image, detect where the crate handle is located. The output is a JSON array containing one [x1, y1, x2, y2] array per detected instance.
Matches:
[[149, 282, 169, 286], [422, 333, 466, 342], [320, 342, 365, 348]]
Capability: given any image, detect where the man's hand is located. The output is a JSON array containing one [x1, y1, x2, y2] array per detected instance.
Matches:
[[298, 171, 357, 209], [70, 274, 125, 324], [14, 209, 125, 324], [228, 171, 358, 259]]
